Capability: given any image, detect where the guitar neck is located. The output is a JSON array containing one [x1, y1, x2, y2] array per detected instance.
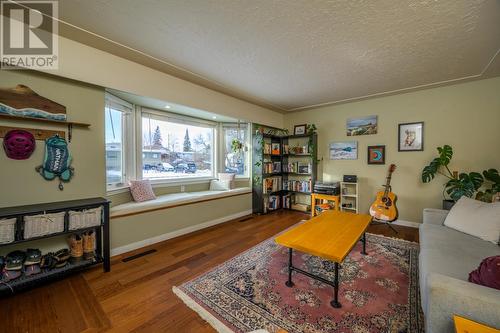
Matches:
[[383, 173, 393, 196]]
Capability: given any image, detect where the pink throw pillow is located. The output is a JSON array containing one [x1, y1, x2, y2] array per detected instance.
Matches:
[[468, 256, 500, 290], [129, 180, 156, 202], [218, 173, 235, 189]]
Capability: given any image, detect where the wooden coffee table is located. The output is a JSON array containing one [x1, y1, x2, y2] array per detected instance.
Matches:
[[275, 210, 372, 308], [454, 315, 500, 333]]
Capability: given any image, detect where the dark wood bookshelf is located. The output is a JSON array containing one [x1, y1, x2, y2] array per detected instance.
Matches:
[[252, 126, 317, 214]]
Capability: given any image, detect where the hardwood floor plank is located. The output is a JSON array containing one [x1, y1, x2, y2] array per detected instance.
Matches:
[[1, 210, 419, 332]]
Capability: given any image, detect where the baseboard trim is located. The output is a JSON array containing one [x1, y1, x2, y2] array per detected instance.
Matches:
[[111, 209, 252, 256], [393, 219, 420, 228]]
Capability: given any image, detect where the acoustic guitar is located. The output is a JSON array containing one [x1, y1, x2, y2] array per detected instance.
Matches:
[[369, 164, 398, 222]]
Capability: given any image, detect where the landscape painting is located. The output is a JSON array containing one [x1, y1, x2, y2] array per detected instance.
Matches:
[[0, 85, 67, 122], [347, 115, 377, 136], [330, 141, 358, 160]]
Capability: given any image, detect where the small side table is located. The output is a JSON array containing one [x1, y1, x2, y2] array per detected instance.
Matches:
[[454, 315, 500, 333], [311, 193, 340, 217]]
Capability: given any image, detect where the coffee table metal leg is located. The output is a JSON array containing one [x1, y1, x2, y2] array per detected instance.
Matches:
[[361, 232, 367, 255], [330, 262, 341, 308], [285, 248, 294, 287]]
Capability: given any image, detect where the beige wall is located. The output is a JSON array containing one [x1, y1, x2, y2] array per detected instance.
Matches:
[[110, 193, 251, 250], [0, 69, 253, 255], [0, 70, 106, 207], [40, 36, 283, 128], [284, 77, 500, 222]]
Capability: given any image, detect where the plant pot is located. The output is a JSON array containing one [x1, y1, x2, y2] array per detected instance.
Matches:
[[442, 199, 455, 210]]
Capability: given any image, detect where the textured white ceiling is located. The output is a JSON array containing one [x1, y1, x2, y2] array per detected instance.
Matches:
[[57, 0, 500, 111]]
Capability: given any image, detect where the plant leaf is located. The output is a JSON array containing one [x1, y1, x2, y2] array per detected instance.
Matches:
[[437, 145, 453, 166], [483, 169, 500, 183], [468, 172, 484, 190], [422, 158, 440, 183]]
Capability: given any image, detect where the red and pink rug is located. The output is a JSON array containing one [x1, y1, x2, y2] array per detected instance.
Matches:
[[174, 232, 423, 333]]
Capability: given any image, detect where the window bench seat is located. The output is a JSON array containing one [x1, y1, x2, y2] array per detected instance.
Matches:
[[110, 187, 252, 219]]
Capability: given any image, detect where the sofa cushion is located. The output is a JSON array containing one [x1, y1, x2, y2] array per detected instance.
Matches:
[[209, 179, 230, 191], [420, 223, 500, 255], [129, 180, 156, 202], [218, 173, 236, 189], [443, 197, 500, 244], [419, 223, 500, 315], [469, 256, 500, 290]]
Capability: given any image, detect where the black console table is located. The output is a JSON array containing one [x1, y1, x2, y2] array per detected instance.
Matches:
[[0, 197, 110, 296]]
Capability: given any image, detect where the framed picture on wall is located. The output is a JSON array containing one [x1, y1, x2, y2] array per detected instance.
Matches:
[[329, 141, 358, 160], [367, 145, 385, 164], [398, 122, 424, 151], [293, 124, 307, 135], [347, 115, 378, 136]]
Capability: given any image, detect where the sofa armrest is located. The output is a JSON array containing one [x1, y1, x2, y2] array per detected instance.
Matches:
[[426, 273, 500, 333], [423, 208, 448, 225]]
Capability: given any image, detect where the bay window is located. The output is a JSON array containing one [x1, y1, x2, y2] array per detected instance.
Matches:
[[141, 110, 215, 181], [105, 97, 250, 192], [222, 123, 249, 177], [105, 94, 134, 190]]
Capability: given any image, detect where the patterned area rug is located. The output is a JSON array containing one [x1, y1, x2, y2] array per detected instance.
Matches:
[[174, 232, 423, 333]]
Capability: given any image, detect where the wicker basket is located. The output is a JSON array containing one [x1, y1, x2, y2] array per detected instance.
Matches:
[[24, 212, 66, 239], [0, 218, 16, 244], [68, 206, 102, 231]]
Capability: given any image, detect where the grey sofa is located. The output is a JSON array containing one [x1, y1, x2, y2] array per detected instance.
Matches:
[[419, 208, 500, 332]]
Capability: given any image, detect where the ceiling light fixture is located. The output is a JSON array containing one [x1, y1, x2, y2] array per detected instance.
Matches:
[[212, 116, 217, 119], [165, 105, 171, 109]]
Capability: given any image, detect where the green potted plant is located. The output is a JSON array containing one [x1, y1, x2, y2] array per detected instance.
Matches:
[[475, 169, 500, 203], [231, 138, 243, 155], [421, 145, 483, 209]]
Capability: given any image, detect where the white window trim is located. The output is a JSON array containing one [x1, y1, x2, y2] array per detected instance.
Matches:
[[106, 102, 251, 194], [220, 123, 251, 179], [105, 93, 135, 192], [137, 107, 218, 185]]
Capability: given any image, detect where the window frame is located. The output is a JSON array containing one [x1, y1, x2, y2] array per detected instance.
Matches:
[[138, 107, 218, 185], [105, 93, 135, 192], [220, 123, 250, 179]]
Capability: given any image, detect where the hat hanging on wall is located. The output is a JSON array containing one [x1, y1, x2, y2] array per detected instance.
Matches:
[[3, 129, 36, 160]]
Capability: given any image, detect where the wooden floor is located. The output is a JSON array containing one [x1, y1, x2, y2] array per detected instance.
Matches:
[[0, 210, 418, 333]]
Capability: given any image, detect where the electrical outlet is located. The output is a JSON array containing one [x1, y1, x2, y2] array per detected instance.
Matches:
[[180, 185, 186, 192]]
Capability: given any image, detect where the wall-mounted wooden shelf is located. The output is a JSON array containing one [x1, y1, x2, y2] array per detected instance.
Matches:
[[0, 114, 90, 127], [0, 114, 90, 141]]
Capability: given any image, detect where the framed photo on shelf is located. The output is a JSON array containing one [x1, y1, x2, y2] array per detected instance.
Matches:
[[271, 143, 280, 155], [398, 122, 424, 151], [293, 124, 307, 135], [367, 145, 385, 164]]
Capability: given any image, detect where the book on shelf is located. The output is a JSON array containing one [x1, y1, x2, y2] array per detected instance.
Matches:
[[264, 143, 272, 154], [267, 195, 281, 211], [264, 161, 281, 174], [283, 179, 312, 193], [271, 143, 280, 155], [282, 162, 311, 174], [264, 176, 282, 193], [283, 194, 292, 209]]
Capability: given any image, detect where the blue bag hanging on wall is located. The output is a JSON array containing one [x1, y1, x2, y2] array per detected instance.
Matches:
[[35, 134, 74, 190]]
